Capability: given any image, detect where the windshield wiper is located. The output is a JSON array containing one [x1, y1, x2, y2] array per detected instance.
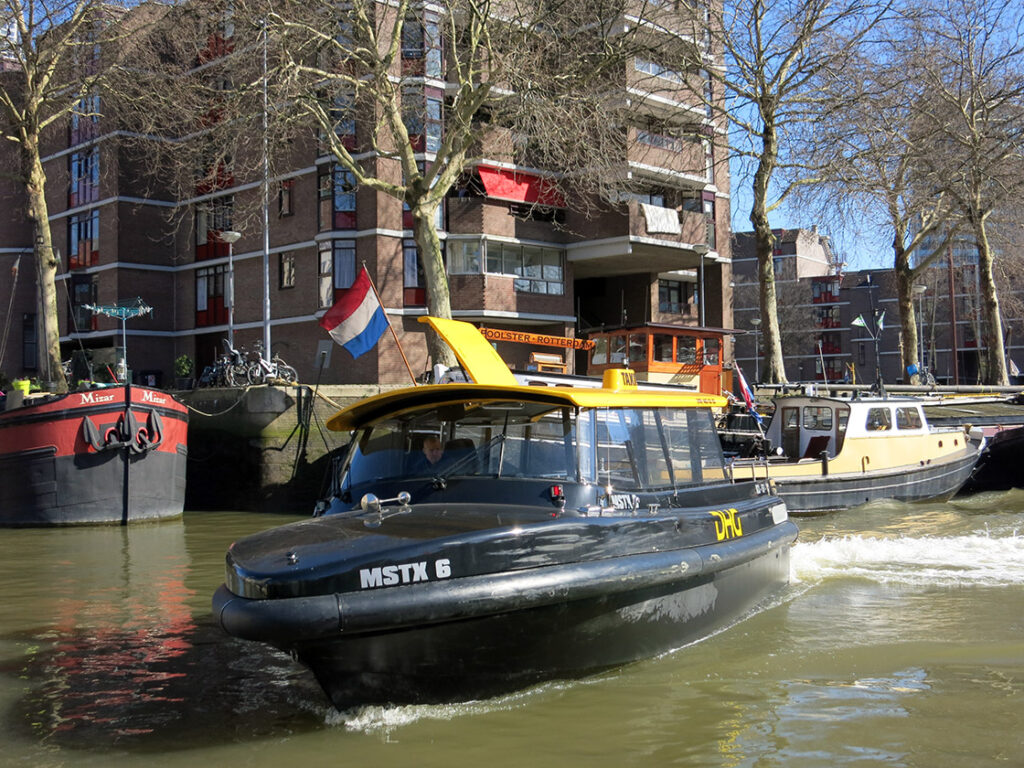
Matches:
[[432, 433, 506, 488]]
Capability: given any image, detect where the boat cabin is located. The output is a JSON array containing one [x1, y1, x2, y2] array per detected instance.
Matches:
[[326, 378, 731, 514], [765, 395, 933, 462], [586, 324, 732, 396]]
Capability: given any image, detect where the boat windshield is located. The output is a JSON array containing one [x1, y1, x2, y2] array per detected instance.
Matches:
[[343, 400, 581, 487], [340, 400, 727, 492]]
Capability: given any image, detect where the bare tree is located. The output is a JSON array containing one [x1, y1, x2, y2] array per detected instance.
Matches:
[[714, 0, 892, 384], [0, 0, 128, 390], [811, 13, 970, 383], [914, 0, 1024, 385]]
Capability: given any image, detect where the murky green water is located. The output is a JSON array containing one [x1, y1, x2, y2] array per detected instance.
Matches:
[[1, 492, 1022, 767]]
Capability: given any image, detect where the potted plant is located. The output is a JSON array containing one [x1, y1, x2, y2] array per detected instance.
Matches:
[[174, 355, 195, 390]]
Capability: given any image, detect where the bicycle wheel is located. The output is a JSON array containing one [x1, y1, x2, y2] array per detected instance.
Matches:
[[226, 364, 249, 387], [246, 362, 264, 385], [278, 364, 298, 384]]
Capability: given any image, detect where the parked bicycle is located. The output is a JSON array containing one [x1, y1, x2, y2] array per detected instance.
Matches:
[[246, 340, 298, 385], [198, 340, 250, 387]]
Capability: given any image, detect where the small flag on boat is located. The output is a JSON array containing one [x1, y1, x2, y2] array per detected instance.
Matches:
[[734, 363, 764, 429], [851, 314, 867, 328], [319, 267, 389, 359]]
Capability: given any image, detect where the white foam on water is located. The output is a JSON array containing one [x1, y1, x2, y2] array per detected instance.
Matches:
[[328, 682, 567, 733], [792, 528, 1024, 587]]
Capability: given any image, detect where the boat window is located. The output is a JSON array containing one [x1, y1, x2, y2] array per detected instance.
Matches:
[[896, 407, 923, 430], [589, 406, 725, 491], [703, 338, 719, 365], [802, 406, 833, 431], [591, 337, 608, 365], [610, 335, 628, 363], [629, 334, 648, 363], [865, 407, 892, 431], [676, 337, 697, 365], [653, 334, 673, 362], [342, 400, 582, 489]]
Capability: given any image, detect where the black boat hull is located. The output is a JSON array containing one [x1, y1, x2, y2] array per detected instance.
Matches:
[[772, 451, 979, 514], [214, 521, 797, 708], [0, 444, 188, 526]]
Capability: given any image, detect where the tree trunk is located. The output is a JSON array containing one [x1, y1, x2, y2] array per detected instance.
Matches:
[[749, 125, 787, 384], [412, 203, 457, 369], [893, 242, 919, 383], [974, 218, 1007, 385], [23, 141, 68, 393]]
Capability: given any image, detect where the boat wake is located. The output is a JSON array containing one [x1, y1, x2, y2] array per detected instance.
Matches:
[[791, 529, 1024, 588], [328, 682, 571, 734]]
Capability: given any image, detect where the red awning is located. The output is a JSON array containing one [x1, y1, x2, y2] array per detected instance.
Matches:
[[477, 165, 565, 208]]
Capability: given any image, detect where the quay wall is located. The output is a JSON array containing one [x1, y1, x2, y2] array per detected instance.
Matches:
[[175, 384, 402, 513]]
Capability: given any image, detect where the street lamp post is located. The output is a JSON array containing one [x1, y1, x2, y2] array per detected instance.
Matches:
[[751, 317, 761, 383], [221, 230, 242, 347]]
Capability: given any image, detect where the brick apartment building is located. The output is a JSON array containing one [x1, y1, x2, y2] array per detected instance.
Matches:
[[0, 4, 733, 389]]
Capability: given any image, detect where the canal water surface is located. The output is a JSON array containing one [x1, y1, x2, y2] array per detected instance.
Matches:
[[1, 492, 1022, 767]]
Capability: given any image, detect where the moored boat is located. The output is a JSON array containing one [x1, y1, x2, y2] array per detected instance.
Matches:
[[730, 391, 983, 514], [0, 383, 189, 526], [212, 317, 797, 709]]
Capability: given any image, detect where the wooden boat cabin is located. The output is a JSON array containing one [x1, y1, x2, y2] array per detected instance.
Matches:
[[586, 324, 732, 396]]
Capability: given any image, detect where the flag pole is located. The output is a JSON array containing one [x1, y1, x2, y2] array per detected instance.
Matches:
[[363, 263, 418, 385]]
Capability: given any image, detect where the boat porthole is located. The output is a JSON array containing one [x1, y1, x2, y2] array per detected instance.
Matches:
[[938, 440, 943, 447]]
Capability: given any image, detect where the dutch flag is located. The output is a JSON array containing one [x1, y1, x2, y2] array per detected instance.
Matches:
[[735, 363, 765, 430], [319, 267, 389, 359]]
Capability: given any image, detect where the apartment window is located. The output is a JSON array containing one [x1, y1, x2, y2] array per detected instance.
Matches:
[[403, 86, 443, 153], [69, 275, 97, 331], [333, 90, 357, 148], [69, 146, 99, 207], [483, 241, 563, 294], [195, 197, 234, 260], [659, 279, 690, 314], [449, 240, 482, 275], [634, 58, 684, 84], [68, 210, 99, 269], [195, 264, 228, 326], [621, 189, 666, 207], [702, 69, 713, 117], [279, 180, 294, 217], [279, 252, 296, 289], [637, 129, 683, 153], [319, 239, 356, 308], [319, 165, 356, 231], [401, 12, 441, 77], [703, 195, 716, 250], [70, 92, 100, 145], [403, 239, 427, 306], [22, 313, 36, 370]]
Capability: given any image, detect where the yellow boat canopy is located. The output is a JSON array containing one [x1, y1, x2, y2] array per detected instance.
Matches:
[[326, 318, 728, 431]]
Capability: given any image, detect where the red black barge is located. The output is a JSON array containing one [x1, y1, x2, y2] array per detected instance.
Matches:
[[0, 384, 189, 526]]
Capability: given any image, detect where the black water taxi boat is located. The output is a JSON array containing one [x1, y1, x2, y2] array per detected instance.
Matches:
[[213, 318, 797, 709]]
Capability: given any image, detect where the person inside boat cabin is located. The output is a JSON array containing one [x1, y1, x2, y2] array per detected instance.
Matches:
[[422, 436, 445, 467]]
